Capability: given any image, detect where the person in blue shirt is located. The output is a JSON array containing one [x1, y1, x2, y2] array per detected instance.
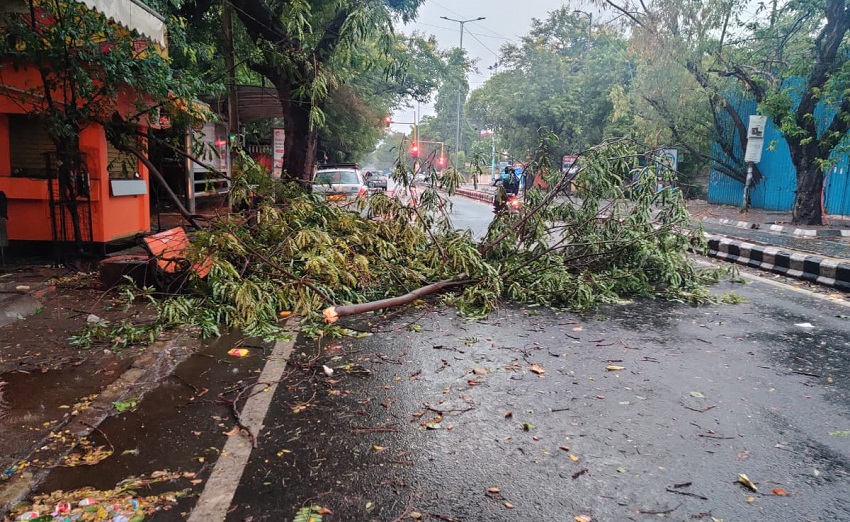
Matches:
[[493, 166, 521, 212]]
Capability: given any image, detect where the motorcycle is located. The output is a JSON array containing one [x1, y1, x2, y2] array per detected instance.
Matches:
[[493, 192, 521, 213]]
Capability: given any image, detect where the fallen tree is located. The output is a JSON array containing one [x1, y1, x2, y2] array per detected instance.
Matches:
[[79, 137, 721, 344]]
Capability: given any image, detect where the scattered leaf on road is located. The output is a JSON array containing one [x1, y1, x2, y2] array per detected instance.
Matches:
[[559, 445, 570, 451], [530, 364, 545, 375], [227, 348, 250, 358], [322, 365, 334, 376], [772, 488, 788, 496], [504, 502, 514, 509], [575, 515, 592, 522], [606, 365, 625, 371], [473, 368, 489, 375], [569, 454, 580, 462], [690, 391, 706, 398], [373, 445, 386, 452], [523, 423, 535, 431], [746, 496, 755, 503], [113, 398, 139, 412], [737, 473, 758, 492]]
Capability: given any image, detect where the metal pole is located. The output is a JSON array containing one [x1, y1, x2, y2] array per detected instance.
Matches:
[[573, 10, 592, 47], [491, 132, 496, 180], [441, 15, 485, 171], [742, 162, 753, 212]]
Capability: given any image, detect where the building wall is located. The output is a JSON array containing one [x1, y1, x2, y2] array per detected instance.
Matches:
[[708, 87, 850, 216], [0, 115, 151, 243]]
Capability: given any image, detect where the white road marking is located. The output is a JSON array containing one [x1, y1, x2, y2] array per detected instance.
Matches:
[[188, 320, 298, 521]]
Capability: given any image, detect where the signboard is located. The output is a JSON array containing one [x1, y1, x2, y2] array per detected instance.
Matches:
[[745, 115, 767, 163], [659, 148, 678, 172], [480, 129, 494, 138], [272, 128, 285, 178], [562, 155, 578, 174]]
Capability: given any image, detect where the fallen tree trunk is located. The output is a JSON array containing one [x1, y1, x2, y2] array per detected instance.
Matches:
[[323, 274, 470, 323]]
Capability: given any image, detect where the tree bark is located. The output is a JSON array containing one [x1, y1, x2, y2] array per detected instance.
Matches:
[[280, 88, 318, 184], [790, 148, 824, 225], [323, 275, 470, 323]]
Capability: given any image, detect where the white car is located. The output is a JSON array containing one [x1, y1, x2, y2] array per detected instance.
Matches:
[[313, 165, 367, 204]]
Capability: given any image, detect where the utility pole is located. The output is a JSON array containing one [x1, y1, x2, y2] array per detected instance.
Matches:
[[440, 15, 485, 172], [222, 0, 238, 133]]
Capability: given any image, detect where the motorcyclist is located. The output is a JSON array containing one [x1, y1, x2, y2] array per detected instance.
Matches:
[[493, 166, 520, 212]]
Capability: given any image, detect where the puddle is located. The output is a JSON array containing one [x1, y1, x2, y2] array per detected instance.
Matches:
[[35, 331, 269, 497], [0, 356, 130, 471]]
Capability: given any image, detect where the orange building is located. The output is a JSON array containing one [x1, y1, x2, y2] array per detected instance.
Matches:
[[0, 0, 171, 247]]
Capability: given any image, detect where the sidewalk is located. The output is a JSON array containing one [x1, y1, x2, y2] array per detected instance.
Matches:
[[687, 200, 850, 237]]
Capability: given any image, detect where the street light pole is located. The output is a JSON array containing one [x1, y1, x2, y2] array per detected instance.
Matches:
[[573, 10, 592, 48], [441, 15, 485, 172]]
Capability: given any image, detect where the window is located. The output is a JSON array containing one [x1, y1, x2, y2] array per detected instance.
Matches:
[[9, 115, 52, 178], [314, 170, 360, 185]]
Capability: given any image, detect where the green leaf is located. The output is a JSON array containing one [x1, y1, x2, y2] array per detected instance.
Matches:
[[113, 398, 140, 412]]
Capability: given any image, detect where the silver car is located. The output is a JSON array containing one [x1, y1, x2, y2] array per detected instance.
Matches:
[[313, 167, 367, 204]]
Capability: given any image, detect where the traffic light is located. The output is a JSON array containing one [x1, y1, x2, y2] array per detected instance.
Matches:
[[411, 143, 419, 158]]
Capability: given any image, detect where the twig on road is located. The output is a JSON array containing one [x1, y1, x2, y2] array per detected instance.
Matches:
[[665, 488, 708, 500], [684, 404, 717, 413], [791, 370, 821, 378]]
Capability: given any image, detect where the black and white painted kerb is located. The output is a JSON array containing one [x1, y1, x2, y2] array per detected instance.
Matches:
[[706, 234, 850, 291]]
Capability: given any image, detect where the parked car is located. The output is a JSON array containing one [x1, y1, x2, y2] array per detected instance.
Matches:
[[363, 170, 388, 191], [312, 164, 367, 204]]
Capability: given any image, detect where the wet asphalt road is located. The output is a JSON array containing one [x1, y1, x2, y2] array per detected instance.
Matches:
[[221, 278, 850, 522], [19, 197, 850, 522]]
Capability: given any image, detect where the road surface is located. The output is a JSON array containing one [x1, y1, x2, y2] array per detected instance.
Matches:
[[14, 196, 850, 522]]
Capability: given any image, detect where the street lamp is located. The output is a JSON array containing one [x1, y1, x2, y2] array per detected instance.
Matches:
[[573, 10, 592, 48], [440, 15, 485, 171]]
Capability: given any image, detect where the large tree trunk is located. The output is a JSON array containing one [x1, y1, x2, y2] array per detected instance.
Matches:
[[789, 141, 824, 225], [792, 161, 824, 225], [279, 89, 318, 184]]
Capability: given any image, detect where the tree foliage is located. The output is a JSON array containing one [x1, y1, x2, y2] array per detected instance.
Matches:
[[188, 0, 428, 181], [466, 8, 631, 167], [602, 0, 850, 224]]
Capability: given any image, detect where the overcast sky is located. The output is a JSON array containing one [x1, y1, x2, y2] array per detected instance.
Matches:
[[391, 0, 596, 131]]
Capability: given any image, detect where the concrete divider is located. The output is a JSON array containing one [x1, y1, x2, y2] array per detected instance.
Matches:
[[706, 235, 850, 291]]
